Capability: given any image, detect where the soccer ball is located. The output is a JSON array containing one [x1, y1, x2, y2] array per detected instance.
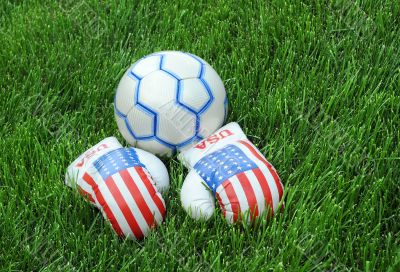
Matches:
[[114, 51, 227, 156]]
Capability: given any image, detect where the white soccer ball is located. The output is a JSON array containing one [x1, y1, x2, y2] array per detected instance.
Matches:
[[114, 51, 227, 156]]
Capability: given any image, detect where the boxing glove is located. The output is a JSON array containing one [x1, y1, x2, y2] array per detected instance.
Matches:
[[179, 122, 284, 223], [65, 137, 169, 239]]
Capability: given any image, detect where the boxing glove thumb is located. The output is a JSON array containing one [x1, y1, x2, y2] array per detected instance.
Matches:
[[135, 148, 169, 194], [181, 169, 215, 220]]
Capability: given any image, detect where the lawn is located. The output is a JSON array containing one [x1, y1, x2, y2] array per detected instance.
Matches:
[[0, 0, 399, 271]]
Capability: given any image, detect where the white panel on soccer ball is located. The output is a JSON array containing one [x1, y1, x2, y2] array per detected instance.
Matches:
[[115, 113, 136, 146], [161, 52, 202, 79], [179, 78, 211, 112], [115, 73, 138, 115], [197, 103, 225, 138], [138, 71, 177, 111], [202, 63, 226, 102], [126, 107, 154, 137], [137, 140, 173, 157], [197, 64, 226, 138], [157, 104, 196, 145], [131, 55, 162, 79]]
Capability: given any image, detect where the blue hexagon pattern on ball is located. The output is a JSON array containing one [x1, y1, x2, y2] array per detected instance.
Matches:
[[114, 51, 228, 156]]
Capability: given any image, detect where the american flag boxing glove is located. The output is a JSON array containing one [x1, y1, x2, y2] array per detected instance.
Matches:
[[179, 123, 284, 223], [65, 137, 169, 239]]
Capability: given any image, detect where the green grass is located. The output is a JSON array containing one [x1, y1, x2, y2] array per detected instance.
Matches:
[[0, 0, 399, 271]]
